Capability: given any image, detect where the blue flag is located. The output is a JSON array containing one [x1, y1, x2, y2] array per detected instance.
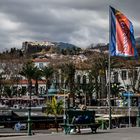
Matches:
[[110, 6, 138, 57]]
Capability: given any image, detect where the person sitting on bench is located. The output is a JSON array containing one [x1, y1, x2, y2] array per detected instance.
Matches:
[[72, 105, 89, 133]]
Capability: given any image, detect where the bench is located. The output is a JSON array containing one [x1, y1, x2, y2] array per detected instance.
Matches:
[[120, 123, 130, 128], [60, 109, 100, 134]]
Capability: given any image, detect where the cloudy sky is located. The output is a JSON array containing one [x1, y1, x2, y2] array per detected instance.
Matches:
[[0, 0, 140, 51]]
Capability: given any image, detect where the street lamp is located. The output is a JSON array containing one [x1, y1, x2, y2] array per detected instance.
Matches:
[[128, 91, 131, 127], [137, 97, 140, 127], [27, 91, 32, 136], [64, 90, 66, 134], [107, 81, 112, 129], [61, 88, 67, 134], [126, 85, 131, 127]]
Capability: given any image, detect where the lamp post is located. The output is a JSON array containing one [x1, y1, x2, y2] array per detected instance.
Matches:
[[27, 91, 32, 136], [126, 85, 131, 127], [61, 88, 67, 134], [64, 90, 66, 134], [128, 91, 131, 127], [85, 91, 86, 106], [137, 97, 140, 127], [108, 81, 112, 129]]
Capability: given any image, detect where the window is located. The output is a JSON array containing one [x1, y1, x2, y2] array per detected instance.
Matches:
[[121, 70, 127, 80], [128, 70, 137, 79], [83, 75, 87, 84], [134, 70, 138, 79], [128, 70, 133, 78], [114, 72, 118, 83], [77, 75, 81, 84], [39, 63, 43, 68]]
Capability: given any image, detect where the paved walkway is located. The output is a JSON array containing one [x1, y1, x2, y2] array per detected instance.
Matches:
[[0, 127, 140, 140]]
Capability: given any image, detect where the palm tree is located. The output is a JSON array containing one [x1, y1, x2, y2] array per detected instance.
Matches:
[[87, 56, 107, 105], [3, 86, 12, 98], [81, 82, 95, 106], [111, 82, 125, 104], [45, 97, 63, 132], [89, 64, 101, 101], [42, 66, 54, 95], [20, 61, 37, 135], [20, 61, 36, 94], [33, 67, 42, 96], [97, 55, 108, 99], [0, 72, 4, 97], [60, 62, 76, 107]]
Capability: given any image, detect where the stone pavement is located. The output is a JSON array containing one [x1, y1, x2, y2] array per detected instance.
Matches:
[[0, 127, 140, 140]]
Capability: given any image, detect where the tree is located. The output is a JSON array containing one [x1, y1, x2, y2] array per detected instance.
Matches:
[[45, 97, 63, 132], [89, 63, 101, 101], [81, 82, 95, 106], [88, 53, 108, 103], [20, 61, 37, 135], [60, 62, 76, 107], [122, 60, 139, 92], [0, 72, 4, 97], [110, 82, 124, 105], [20, 61, 36, 94], [42, 66, 54, 95], [33, 67, 43, 96], [3, 86, 12, 98]]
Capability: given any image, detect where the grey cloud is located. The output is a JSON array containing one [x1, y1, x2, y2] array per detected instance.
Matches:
[[0, 0, 140, 51]]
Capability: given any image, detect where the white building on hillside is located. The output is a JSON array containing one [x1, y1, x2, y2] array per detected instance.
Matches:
[[32, 58, 50, 69]]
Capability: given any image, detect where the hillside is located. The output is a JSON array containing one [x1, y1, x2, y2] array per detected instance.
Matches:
[[22, 41, 82, 55]]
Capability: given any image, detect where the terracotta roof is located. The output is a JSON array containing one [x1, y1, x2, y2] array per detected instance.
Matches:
[[18, 80, 46, 84], [32, 58, 48, 62]]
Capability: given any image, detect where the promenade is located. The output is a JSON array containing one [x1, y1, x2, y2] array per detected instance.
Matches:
[[0, 127, 140, 140]]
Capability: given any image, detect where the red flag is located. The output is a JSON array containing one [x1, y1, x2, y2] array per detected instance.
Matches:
[[110, 6, 138, 57]]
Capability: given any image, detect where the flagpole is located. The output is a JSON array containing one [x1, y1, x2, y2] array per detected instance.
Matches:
[[108, 6, 112, 129], [108, 6, 138, 129], [108, 50, 112, 129]]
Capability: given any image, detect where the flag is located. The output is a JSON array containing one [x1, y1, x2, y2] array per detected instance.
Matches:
[[109, 6, 138, 57]]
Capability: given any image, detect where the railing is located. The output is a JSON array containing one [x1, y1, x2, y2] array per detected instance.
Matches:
[[0, 106, 139, 116], [87, 106, 139, 116]]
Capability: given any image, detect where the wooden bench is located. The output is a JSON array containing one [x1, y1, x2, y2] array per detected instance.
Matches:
[[60, 109, 100, 134]]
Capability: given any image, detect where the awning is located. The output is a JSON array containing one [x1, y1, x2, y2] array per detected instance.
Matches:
[[13, 111, 46, 117], [95, 117, 110, 121], [102, 114, 126, 118], [95, 114, 126, 121]]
